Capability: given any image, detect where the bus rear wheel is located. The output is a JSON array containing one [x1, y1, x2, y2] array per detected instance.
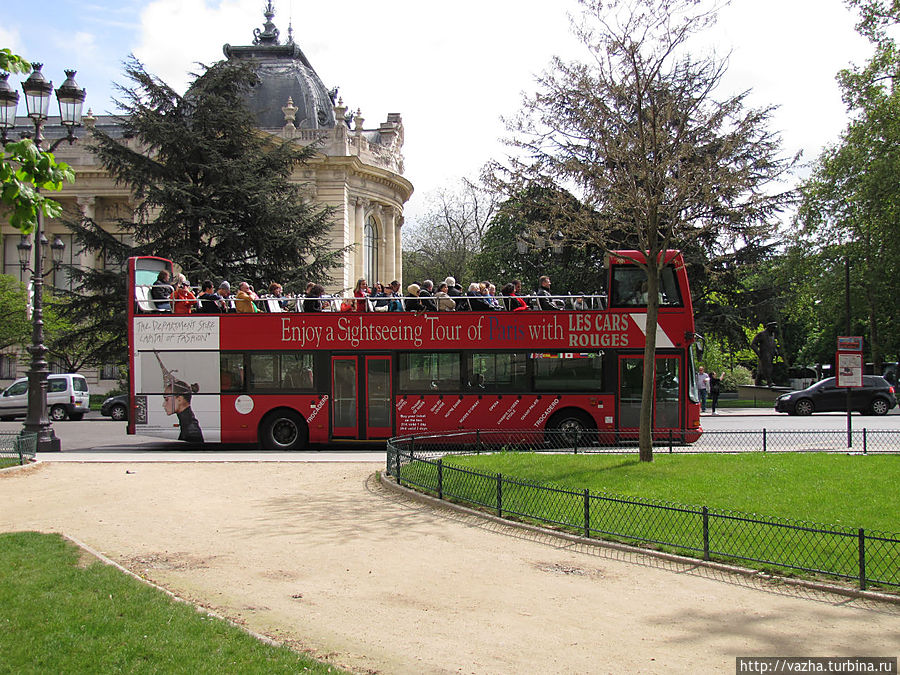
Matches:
[[260, 410, 308, 451], [547, 410, 596, 448]]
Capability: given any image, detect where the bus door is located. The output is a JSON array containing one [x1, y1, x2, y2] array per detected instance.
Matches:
[[617, 355, 682, 436], [330, 355, 393, 439]]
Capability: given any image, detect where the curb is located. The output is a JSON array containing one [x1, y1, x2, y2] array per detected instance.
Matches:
[[379, 473, 900, 607]]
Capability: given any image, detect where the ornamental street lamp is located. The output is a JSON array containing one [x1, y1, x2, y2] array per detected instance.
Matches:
[[8, 63, 86, 452]]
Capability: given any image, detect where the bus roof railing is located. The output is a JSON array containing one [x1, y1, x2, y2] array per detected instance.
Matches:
[[133, 284, 609, 313]]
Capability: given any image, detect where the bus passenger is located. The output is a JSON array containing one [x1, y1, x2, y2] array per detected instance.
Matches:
[[172, 274, 197, 315], [150, 270, 173, 312], [484, 283, 501, 310], [197, 280, 221, 313], [371, 282, 389, 311], [535, 275, 560, 310], [465, 282, 492, 311], [434, 283, 456, 311], [405, 284, 425, 312], [218, 281, 235, 313], [235, 282, 257, 313], [388, 280, 403, 312], [419, 280, 436, 311], [445, 276, 462, 308], [303, 284, 325, 312], [268, 282, 289, 310], [353, 278, 370, 312], [501, 282, 528, 311]]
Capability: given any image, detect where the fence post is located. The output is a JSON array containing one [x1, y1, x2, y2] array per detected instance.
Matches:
[[702, 506, 710, 561], [496, 473, 503, 518], [762, 428, 767, 453], [668, 430, 673, 454], [863, 428, 867, 455], [583, 489, 590, 538], [437, 458, 443, 500], [16, 436, 24, 465], [858, 528, 867, 591]]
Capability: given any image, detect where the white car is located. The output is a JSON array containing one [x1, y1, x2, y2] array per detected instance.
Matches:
[[0, 374, 91, 421]]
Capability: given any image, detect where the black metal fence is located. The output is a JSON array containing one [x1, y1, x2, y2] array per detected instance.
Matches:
[[0, 433, 37, 465], [386, 427, 900, 456], [385, 429, 900, 592]]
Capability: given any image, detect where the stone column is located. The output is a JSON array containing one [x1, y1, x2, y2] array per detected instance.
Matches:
[[394, 210, 404, 284], [379, 204, 395, 283], [354, 196, 366, 282]]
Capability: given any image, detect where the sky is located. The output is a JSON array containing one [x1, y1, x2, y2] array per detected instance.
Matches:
[[1, 0, 874, 225]]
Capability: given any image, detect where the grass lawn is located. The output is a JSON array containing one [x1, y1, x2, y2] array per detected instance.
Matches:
[[443, 452, 900, 532], [401, 451, 900, 588], [0, 532, 347, 674]]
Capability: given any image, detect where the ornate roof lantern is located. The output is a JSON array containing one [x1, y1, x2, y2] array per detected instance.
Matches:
[[223, 1, 336, 130]]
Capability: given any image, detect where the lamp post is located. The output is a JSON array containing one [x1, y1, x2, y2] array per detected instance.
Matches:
[[8, 63, 86, 452]]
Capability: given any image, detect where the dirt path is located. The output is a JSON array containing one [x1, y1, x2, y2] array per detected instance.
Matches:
[[1, 461, 898, 674]]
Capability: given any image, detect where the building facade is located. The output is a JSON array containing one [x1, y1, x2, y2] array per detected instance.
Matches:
[[1, 3, 413, 392]]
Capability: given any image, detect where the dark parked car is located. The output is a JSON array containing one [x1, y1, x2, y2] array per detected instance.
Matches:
[[774, 376, 897, 416], [100, 394, 128, 421]]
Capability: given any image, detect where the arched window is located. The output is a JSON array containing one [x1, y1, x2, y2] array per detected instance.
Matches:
[[364, 215, 379, 283]]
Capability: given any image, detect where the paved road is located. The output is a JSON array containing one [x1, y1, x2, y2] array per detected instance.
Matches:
[[0, 413, 386, 463], [2, 407, 897, 461]]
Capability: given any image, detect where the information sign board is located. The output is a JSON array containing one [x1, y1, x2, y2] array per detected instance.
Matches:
[[837, 336, 863, 352], [836, 351, 863, 388]]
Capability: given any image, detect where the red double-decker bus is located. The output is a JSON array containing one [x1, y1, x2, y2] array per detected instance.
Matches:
[[126, 251, 702, 449]]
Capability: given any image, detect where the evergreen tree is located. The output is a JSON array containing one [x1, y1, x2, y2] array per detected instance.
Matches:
[[60, 57, 344, 363]]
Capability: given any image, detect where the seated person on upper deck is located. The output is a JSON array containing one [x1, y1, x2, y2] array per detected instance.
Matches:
[[150, 270, 173, 312]]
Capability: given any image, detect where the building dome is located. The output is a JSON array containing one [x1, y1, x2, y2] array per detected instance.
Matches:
[[222, 2, 336, 130]]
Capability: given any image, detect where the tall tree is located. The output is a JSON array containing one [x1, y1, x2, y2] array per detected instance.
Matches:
[[60, 57, 344, 364], [402, 178, 498, 285], [489, 0, 796, 460], [794, 0, 900, 369]]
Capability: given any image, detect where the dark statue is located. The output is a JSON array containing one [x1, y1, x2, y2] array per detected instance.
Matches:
[[750, 322, 779, 387]]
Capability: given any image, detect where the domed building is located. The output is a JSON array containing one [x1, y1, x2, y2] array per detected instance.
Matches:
[[0, 2, 413, 390]]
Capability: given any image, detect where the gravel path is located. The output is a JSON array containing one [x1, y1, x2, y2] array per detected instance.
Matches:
[[1, 461, 898, 674]]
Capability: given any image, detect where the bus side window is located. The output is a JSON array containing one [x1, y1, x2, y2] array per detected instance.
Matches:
[[220, 353, 244, 392]]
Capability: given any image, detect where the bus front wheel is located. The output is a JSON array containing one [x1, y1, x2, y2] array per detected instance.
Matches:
[[260, 410, 309, 451]]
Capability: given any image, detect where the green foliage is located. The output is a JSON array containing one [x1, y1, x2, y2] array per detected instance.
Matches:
[[0, 49, 31, 74], [1, 50, 74, 234], [61, 56, 344, 364], [0, 274, 30, 351], [720, 366, 753, 392], [469, 184, 610, 294], [793, 1, 900, 367], [0, 532, 345, 674], [1, 131, 75, 235]]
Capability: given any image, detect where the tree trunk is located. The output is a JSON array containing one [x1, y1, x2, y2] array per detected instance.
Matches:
[[638, 258, 661, 462]]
